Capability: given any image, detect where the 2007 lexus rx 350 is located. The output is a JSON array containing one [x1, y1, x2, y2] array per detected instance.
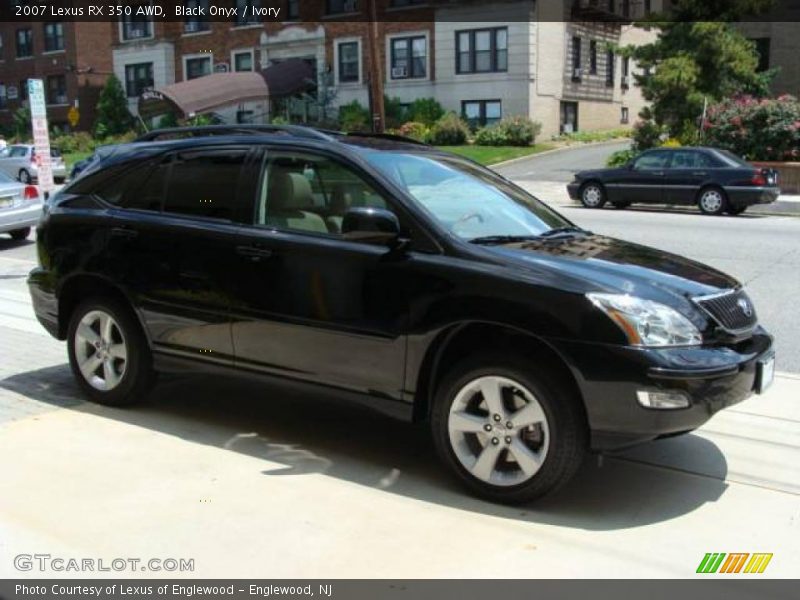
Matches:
[[28, 125, 775, 503]]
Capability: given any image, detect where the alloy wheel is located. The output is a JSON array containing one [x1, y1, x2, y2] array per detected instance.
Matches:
[[700, 189, 724, 214], [582, 185, 603, 208], [73, 310, 128, 391], [447, 375, 550, 487]]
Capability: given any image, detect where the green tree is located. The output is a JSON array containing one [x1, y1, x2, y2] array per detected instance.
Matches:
[[93, 75, 133, 138], [625, 1, 776, 145]]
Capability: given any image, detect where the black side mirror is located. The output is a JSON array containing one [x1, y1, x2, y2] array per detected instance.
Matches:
[[341, 207, 403, 247]]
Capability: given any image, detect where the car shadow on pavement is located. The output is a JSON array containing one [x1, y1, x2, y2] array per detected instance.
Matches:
[[1, 364, 729, 531], [563, 205, 768, 219], [0, 237, 34, 250]]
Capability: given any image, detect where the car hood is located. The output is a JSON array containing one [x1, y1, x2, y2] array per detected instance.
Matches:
[[484, 234, 738, 304]]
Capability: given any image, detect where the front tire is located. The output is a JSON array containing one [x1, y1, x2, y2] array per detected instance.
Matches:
[[580, 182, 607, 209], [698, 187, 728, 215], [431, 355, 587, 504], [67, 297, 155, 406], [9, 227, 31, 241]]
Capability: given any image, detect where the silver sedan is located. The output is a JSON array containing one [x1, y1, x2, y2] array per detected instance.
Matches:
[[0, 171, 43, 241]]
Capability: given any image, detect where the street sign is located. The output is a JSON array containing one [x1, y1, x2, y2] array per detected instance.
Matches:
[[27, 79, 55, 193], [68, 106, 80, 128]]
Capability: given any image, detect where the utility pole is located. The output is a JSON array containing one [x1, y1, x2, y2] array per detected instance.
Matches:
[[366, 0, 385, 132]]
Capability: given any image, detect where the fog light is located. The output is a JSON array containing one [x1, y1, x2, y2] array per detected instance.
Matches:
[[636, 390, 690, 409]]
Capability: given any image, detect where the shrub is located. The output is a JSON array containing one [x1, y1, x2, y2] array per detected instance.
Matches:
[[94, 75, 134, 138], [52, 132, 95, 154], [632, 119, 668, 151], [338, 100, 371, 132], [384, 95, 408, 129], [157, 113, 179, 129], [428, 112, 470, 145], [407, 98, 445, 126], [607, 148, 637, 167], [474, 116, 542, 146], [704, 94, 800, 161], [397, 121, 430, 142]]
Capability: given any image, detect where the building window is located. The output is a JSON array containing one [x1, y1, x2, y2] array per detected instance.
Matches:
[[16, 29, 33, 58], [390, 35, 426, 79], [44, 22, 64, 52], [0, 86, 6, 110], [462, 100, 501, 128], [0, 34, 4, 61], [233, 51, 253, 72], [125, 63, 154, 97], [621, 0, 630, 17], [751, 37, 770, 72], [456, 28, 508, 74], [19, 80, 28, 101], [621, 56, 630, 88], [287, 0, 299, 19], [184, 0, 210, 33], [185, 56, 212, 80], [571, 36, 582, 80], [621, 107, 629, 124], [236, 0, 261, 25], [644, 0, 652, 15], [47, 75, 67, 105], [589, 40, 597, 74], [121, 14, 152, 41], [337, 41, 359, 83], [606, 50, 615, 86], [327, 0, 358, 14]]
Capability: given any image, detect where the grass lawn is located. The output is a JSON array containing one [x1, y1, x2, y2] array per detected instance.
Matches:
[[436, 144, 555, 165], [62, 151, 92, 172]]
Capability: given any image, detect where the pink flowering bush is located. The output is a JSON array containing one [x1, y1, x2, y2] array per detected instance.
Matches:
[[704, 95, 800, 161]]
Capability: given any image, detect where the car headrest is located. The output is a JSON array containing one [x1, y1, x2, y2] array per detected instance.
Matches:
[[268, 169, 313, 211]]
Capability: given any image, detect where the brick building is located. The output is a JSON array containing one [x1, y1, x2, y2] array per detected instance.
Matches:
[[112, 0, 659, 137], [0, 21, 114, 132]]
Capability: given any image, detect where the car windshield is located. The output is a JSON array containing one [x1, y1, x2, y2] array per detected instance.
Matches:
[[361, 151, 571, 240]]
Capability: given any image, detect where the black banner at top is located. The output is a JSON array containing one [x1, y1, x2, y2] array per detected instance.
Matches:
[[0, 0, 799, 23]]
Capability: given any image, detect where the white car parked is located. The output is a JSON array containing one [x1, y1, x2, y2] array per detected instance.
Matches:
[[0, 170, 43, 240], [0, 144, 67, 184]]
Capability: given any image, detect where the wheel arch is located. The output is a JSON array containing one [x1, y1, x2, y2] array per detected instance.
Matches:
[[57, 274, 147, 344], [411, 321, 588, 428]]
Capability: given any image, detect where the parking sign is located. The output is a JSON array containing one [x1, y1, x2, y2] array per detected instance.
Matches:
[[26, 79, 55, 193]]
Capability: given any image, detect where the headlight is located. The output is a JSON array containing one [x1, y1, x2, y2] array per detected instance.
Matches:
[[587, 293, 702, 347]]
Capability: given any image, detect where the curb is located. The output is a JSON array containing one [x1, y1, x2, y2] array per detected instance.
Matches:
[[489, 139, 632, 169]]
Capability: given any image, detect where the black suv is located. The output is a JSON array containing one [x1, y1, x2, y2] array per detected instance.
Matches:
[[29, 125, 775, 503]]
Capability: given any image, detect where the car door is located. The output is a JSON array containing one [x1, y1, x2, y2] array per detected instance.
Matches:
[[618, 150, 672, 204], [0, 145, 28, 179], [229, 147, 417, 404], [100, 147, 252, 364], [662, 150, 716, 205]]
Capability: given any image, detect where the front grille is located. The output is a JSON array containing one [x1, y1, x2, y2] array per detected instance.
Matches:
[[694, 289, 757, 332]]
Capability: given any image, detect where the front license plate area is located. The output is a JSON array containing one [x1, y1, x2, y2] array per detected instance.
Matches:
[[756, 354, 775, 394]]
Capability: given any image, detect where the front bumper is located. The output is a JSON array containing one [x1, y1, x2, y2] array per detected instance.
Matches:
[[0, 201, 44, 233], [724, 186, 780, 208], [567, 182, 581, 200], [549, 329, 774, 451]]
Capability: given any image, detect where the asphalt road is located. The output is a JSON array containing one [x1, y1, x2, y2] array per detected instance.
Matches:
[[498, 140, 631, 182]]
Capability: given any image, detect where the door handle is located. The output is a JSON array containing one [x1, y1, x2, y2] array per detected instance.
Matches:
[[111, 227, 138, 240], [652, 171, 664, 176], [236, 245, 273, 262], [692, 172, 707, 176]]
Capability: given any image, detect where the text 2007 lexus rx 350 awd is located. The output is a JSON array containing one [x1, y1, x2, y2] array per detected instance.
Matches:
[[28, 125, 775, 504]]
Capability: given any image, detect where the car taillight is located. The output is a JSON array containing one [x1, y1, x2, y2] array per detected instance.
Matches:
[[750, 170, 767, 186], [24, 185, 39, 201]]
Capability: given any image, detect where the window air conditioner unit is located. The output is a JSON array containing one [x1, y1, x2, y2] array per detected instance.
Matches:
[[572, 67, 582, 79], [391, 66, 407, 78], [55, 94, 67, 104]]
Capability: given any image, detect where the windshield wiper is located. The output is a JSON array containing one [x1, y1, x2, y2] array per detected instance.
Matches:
[[538, 226, 592, 238], [468, 234, 543, 245]]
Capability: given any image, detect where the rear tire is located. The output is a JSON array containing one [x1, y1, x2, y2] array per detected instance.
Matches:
[[697, 187, 728, 215], [431, 354, 587, 504], [580, 183, 606, 209], [9, 227, 31, 241], [67, 297, 155, 406]]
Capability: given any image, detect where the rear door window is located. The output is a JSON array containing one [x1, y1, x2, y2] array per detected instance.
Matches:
[[163, 149, 247, 221], [633, 151, 671, 170]]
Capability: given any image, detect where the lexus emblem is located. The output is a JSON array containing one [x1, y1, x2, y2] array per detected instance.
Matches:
[[738, 298, 753, 317]]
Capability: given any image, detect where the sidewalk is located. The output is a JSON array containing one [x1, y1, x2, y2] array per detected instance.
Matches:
[[517, 180, 800, 216]]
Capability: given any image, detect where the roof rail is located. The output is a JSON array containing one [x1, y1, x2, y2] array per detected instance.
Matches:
[[346, 131, 430, 146], [135, 124, 335, 142]]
